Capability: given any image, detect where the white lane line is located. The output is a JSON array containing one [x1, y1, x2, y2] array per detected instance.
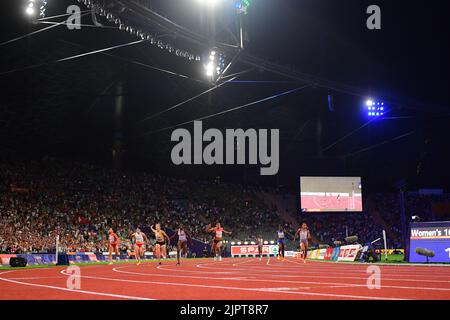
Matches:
[[232, 259, 256, 267], [0, 271, 152, 300], [193, 261, 450, 279], [64, 269, 404, 300], [153, 260, 450, 286], [112, 265, 449, 293], [152, 261, 450, 286]]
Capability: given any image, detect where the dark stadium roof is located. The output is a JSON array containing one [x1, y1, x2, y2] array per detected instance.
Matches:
[[0, 0, 449, 191]]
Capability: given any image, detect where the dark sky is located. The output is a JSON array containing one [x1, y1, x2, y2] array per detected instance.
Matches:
[[0, 0, 449, 191]]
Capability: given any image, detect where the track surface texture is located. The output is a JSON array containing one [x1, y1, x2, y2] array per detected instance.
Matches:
[[1, 258, 449, 300]]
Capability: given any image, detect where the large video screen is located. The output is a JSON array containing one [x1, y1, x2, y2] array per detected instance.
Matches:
[[300, 177, 363, 212], [409, 221, 450, 263]]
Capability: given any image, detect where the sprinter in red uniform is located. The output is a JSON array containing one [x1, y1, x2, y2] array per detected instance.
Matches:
[[207, 223, 232, 261], [108, 228, 120, 264]]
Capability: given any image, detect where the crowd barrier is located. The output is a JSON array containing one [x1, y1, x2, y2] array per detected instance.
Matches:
[[307, 244, 363, 262], [0, 250, 179, 266], [231, 245, 279, 257]]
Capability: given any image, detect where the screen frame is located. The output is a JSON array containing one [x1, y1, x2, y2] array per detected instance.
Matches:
[[299, 176, 363, 214]]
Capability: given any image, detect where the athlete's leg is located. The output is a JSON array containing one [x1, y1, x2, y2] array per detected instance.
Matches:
[[155, 244, 161, 262], [115, 246, 120, 261], [135, 244, 141, 265], [161, 244, 167, 261], [300, 242, 305, 260], [182, 242, 188, 258], [177, 240, 182, 264], [217, 241, 222, 261], [303, 242, 308, 263], [277, 242, 282, 260], [213, 242, 217, 259]]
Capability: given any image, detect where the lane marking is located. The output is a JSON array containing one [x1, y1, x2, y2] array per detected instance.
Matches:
[[111, 265, 450, 293], [61, 269, 405, 300], [0, 271, 152, 300]]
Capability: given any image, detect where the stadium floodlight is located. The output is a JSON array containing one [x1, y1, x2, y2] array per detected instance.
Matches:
[[237, 241, 242, 245], [197, 0, 220, 6], [263, 241, 268, 245], [25, 0, 36, 16], [204, 48, 225, 81], [250, 241, 255, 245], [366, 99, 387, 118], [231, 242, 235, 245], [269, 240, 274, 244], [244, 241, 249, 245]]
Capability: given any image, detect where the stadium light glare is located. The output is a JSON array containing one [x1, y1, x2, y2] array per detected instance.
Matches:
[[25, 0, 36, 16], [25, 6, 35, 15], [366, 99, 387, 118], [250, 241, 255, 245], [263, 241, 268, 244], [237, 241, 242, 245], [204, 48, 225, 80], [231, 242, 235, 245], [197, 0, 220, 6], [269, 240, 274, 244], [365, 99, 374, 107]]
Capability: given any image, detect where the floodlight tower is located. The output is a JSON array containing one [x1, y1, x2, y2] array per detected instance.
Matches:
[[234, 0, 252, 48]]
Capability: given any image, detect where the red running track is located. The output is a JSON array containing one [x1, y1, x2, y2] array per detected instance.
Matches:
[[1, 258, 450, 300]]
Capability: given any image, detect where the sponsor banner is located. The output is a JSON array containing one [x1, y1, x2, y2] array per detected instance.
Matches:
[[325, 248, 334, 260], [0, 254, 17, 265], [378, 249, 404, 255], [337, 244, 362, 262], [318, 249, 327, 260], [285, 251, 295, 257], [409, 221, 450, 263], [231, 245, 278, 256], [331, 247, 340, 261], [20, 254, 56, 265], [0, 254, 57, 266], [309, 249, 320, 259], [285, 251, 302, 258]]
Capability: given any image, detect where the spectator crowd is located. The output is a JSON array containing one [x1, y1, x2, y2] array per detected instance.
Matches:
[[1, 156, 448, 254]]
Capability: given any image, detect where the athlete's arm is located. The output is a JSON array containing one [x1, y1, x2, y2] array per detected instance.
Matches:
[[186, 230, 193, 245], [163, 231, 170, 245], [223, 229, 232, 235]]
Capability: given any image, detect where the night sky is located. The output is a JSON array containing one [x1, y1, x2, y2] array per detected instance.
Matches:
[[0, 0, 449, 191]]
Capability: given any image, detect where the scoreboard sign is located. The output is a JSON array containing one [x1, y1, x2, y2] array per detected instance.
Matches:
[[231, 245, 278, 257], [409, 221, 450, 263]]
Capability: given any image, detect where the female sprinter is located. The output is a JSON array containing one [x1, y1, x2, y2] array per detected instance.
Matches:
[[108, 228, 120, 264], [257, 235, 264, 261], [207, 223, 232, 261], [276, 225, 292, 261], [150, 224, 170, 265], [171, 224, 192, 265], [294, 223, 311, 263], [131, 228, 148, 266]]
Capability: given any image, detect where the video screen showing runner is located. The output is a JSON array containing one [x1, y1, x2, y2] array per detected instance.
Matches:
[[300, 177, 363, 212]]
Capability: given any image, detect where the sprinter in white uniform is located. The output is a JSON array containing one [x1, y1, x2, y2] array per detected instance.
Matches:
[[171, 224, 192, 265], [131, 228, 148, 266], [294, 223, 311, 263]]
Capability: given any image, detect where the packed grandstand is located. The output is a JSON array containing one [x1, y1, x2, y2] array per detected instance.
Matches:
[[1, 156, 449, 257]]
